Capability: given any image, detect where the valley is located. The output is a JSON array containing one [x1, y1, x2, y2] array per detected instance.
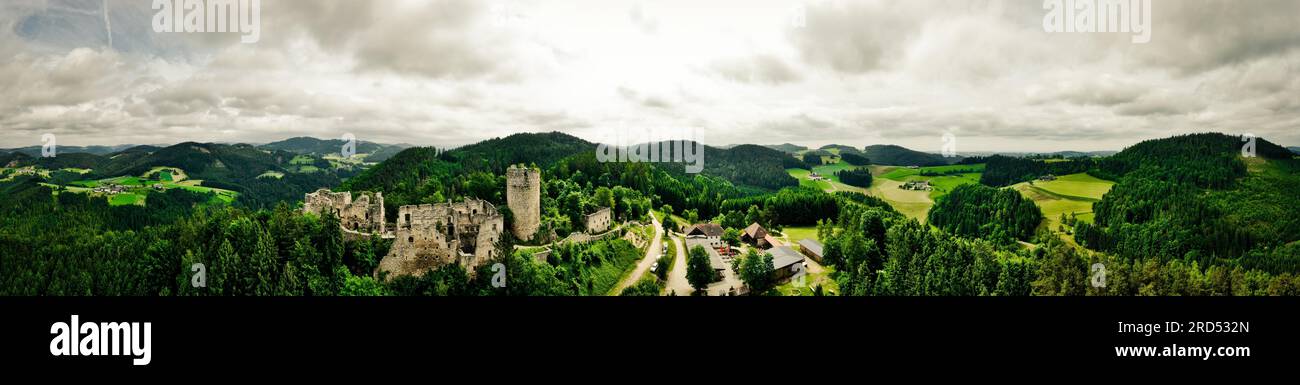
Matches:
[[3, 132, 1298, 297]]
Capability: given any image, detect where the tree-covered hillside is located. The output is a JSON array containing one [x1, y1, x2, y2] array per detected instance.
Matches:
[[928, 184, 1043, 244], [978, 155, 1097, 187], [762, 143, 807, 153], [260, 137, 408, 162], [862, 144, 949, 167], [820, 144, 863, 155], [1075, 133, 1300, 273], [690, 144, 802, 190]]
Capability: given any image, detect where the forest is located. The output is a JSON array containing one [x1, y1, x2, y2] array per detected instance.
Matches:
[[978, 155, 1096, 187], [928, 184, 1043, 244], [839, 152, 871, 166], [862, 144, 949, 167], [817, 190, 1300, 296], [1074, 134, 1300, 274], [835, 168, 873, 187]]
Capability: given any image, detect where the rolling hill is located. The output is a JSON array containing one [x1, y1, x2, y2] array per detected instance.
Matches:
[[25, 142, 348, 209], [862, 144, 950, 167], [260, 137, 409, 163], [694, 144, 801, 189], [819, 144, 863, 155], [1076, 133, 1299, 272], [762, 143, 807, 153], [442, 132, 800, 190], [1, 144, 142, 157]]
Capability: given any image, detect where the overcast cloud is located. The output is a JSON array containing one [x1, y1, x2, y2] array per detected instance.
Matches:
[[1, 0, 1298, 152]]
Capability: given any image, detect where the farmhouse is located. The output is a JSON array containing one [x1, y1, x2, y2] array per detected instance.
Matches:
[[768, 246, 806, 283], [684, 223, 725, 248], [93, 184, 127, 194], [684, 237, 727, 282], [900, 180, 931, 191], [1039, 174, 1058, 181], [797, 239, 824, 263], [741, 223, 770, 248]]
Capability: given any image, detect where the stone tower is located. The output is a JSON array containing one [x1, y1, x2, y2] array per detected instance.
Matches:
[[506, 165, 540, 241]]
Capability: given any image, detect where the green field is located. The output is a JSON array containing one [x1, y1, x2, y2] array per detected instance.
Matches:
[[810, 161, 858, 182], [876, 164, 984, 200], [257, 171, 285, 179], [104, 176, 146, 186], [923, 173, 983, 200], [787, 162, 988, 224], [880, 163, 986, 181], [69, 180, 100, 188], [787, 168, 834, 190], [142, 166, 186, 182], [59, 171, 240, 206], [1030, 173, 1114, 201], [1012, 172, 1115, 237], [290, 155, 316, 165], [780, 226, 820, 245], [108, 193, 146, 206]]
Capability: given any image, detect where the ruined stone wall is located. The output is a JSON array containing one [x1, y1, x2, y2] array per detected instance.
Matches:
[[506, 166, 540, 241], [584, 207, 612, 234], [303, 188, 385, 234], [303, 188, 351, 215], [379, 198, 503, 279], [340, 192, 384, 234]]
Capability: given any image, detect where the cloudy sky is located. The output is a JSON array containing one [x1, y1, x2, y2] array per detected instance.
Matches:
[[1, 0, 1298, 152]]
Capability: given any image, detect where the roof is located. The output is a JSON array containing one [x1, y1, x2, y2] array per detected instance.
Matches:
[[768, 246, 805, 270], [798, 239, 824, 256], [684, 238, 727, 270], [743, 223, 767, 239], [686, 223, 724, 237], [763, 234, 783, 248]]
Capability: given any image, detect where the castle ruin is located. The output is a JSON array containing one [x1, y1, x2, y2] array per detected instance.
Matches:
[[303, 188, 386, 234], [376, 198, 504, 279], [584, 207, 612, 234], [506, 165, 541, 241]]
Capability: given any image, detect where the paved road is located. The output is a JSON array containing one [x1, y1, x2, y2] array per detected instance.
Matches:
[[664, 234, 692, 296], [611, 212, 664, 295]]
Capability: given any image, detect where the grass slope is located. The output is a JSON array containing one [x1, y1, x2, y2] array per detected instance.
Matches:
[[1012, 172, 1115, 236]]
